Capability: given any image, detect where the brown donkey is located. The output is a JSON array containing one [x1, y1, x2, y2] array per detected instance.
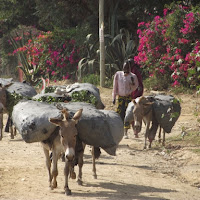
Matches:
[[0, 83, 16, 140], [132, 96, 165, 149], [41, 108, 83, 195]]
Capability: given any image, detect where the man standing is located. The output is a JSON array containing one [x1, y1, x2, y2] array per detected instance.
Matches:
[[112, 60, 139, 139]]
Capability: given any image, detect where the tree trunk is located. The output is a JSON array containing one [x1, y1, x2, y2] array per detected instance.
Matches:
[[99, 0, 105, 87]]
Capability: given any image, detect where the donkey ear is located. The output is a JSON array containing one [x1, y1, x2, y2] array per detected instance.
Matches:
[[72, 109, 83, 124], [49, 118, 63, 127], [61, 108, 69, 120], [132, 99, 137, 105]]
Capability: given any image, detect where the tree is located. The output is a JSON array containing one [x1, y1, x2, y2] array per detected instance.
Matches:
[[0, 0, 39, 37]]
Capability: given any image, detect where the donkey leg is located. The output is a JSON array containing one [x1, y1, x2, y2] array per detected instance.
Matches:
[[144, 123, 150, 149], [149, 140, 152, 148], [158, 126, 162, 143], [0, 128, 2, 141], [10, 119, 16, 139], [0, 113, 3, 140], [51, 150, 60, 189], [92, 146, 97, 179], [144, 130, 148, 149], [64, 161, 71, 195], [42, 146, 52, 189], [77, 150, 84, 185], [14, 126, 17, 136], [131, 121, 139, 138], [162, 130, 166, 146], [10, 125, 14, 139], [144, 134, 147, 149]]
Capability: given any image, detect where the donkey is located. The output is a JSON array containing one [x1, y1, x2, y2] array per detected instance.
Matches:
[[0, 83, 16, 140], [41, 108, 83, 195], [132, 96, 165, 149]]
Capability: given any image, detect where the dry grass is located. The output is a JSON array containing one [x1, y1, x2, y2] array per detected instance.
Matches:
[[163, 131, 200, 154]]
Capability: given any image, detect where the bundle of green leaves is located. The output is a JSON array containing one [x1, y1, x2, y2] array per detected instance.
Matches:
[[71, 90, 98, 106]]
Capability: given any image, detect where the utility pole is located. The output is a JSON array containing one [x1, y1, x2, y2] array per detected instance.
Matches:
[[99, 0, 105, 87]]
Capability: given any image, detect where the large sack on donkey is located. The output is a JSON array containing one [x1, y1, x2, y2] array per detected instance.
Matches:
[[7, 82, 37, 97], [12, 100, 62, 143], [0, 78, 13, 86], [55, 102, 123, 155], [124, 95, 181, 133], [151, 95, 181, 133], [54, 83, 105, 109], [124, 97, 141, 124], [99, 110, 124, 155]]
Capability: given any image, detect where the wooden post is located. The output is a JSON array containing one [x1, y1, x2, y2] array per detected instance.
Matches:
[[18, 68, 23, 82], [99, 0, 105, 87]]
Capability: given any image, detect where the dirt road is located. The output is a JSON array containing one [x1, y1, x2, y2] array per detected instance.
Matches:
[[0, 88, 200, 200]]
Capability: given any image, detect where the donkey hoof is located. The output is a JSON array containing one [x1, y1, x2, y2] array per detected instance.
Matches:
[[93, 174, 97, 179], [65, 189, 72, 195], [71, 171, 76, 179], [162, 142, 165, 146], [10, 135, 14, 139], [49, 186, 54, 190], [52, 181, 57, 189], [77, 179, 83, 185]]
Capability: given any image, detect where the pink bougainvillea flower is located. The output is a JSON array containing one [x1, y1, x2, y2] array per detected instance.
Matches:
[[163, 8, 168, 16], [172, 80, 180, 87], [51, 71, 56, 75], [134, 5, 200, 89], [159, 69, 165, 74], [178, 38, 190, 44], [63, 73, 70, 80], [138, 22, 145, 27]]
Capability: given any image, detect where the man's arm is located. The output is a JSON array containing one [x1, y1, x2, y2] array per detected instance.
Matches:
[[130, 74, 139, 91], [112, 72, 118, 103]]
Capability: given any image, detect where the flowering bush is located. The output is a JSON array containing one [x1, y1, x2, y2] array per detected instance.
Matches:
[[134, 4, 200, 90], [11, 28, 80, 84]]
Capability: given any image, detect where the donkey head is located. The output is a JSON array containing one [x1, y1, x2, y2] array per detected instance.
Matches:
[[49, 108, 83, 161], [0, 83, 12, 109], [132, 96, 153, 133]]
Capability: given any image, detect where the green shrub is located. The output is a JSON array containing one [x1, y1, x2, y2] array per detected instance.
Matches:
[[81, 74, 100, 86], [143, 75, 169, 91]]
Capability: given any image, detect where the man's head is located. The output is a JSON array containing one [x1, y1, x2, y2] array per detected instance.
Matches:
[[123, 61, 131, 76]]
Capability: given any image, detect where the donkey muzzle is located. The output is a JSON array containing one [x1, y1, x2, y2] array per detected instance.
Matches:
[[65, 147, 75, 161]]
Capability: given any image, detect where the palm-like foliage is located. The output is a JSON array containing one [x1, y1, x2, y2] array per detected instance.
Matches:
[[78, 29, 137, 81], [77, 34, 99, 81], [105, 28, 137, 77]]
